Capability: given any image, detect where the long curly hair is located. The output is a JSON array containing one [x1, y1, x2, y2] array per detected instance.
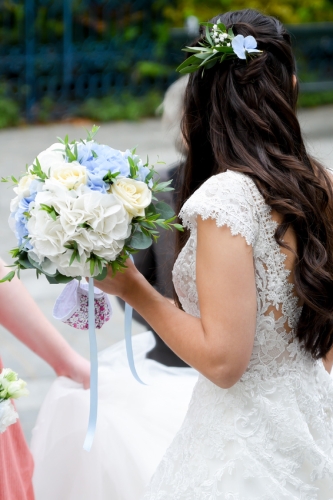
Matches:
[[177, 9, 333, 359]]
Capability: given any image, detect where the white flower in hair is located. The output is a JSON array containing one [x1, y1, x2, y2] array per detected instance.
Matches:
[[231, 34, 261, 60]]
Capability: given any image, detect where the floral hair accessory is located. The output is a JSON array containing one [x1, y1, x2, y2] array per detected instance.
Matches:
[[176, 20, 262, 75]]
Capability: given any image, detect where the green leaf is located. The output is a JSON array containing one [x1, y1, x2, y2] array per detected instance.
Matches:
[[176, 54, 201, 73], [65, 144, 77, 162], [9, 248, 21, 258], [18, 254, 34, 269], [45, 274, 60, 284], [94, 266, 108, 281], [27, 255, 57, 277], [194, 52, 213, 60], [205, 58, 218, 70], [86, 125, 100, 141], [0, 271, 16, 283], [90, 258, 96, 276], [182, 46, 210, 53], [152, 179, 174, 192], [69, 250, 77, 266], [50, 273, 74, 284], [145, 202, 157, 216], [205, 26, 213, 46], [49, 210, 57, 221], [154, 201, 175, 220], [103, 170, 120, 184], [215, 46, 234, 53], [228, 28, 234, 39], [178, 66, 199, 75], [218, 23, 227, 32], [127, 229, 153, 250], [172, 223, 184, 232]]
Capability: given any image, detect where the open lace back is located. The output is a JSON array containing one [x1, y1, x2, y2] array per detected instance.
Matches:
[[266, 210, 304, 336]]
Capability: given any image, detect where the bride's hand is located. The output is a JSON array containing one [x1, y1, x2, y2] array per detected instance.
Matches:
[[93, 256, 141, 300]]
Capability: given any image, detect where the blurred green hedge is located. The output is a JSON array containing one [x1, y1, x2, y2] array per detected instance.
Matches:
[[163, 0, 333, 25]]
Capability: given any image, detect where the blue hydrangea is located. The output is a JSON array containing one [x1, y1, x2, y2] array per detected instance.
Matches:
[[13, 194, 35, 249], [76, 142, 130, 193], [29, 179, 43, 196], [231, 35, 261, 60]]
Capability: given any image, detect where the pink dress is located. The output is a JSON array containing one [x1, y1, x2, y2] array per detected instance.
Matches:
[[0, 358, 35, 500]]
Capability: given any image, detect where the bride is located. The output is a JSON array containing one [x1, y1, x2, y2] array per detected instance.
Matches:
[[95, 9, 333, 499]]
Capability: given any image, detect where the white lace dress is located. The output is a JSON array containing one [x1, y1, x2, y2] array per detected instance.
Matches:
[[143, 170, 333, 500]]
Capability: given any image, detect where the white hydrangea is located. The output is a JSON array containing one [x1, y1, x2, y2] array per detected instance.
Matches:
[[27, 187, 131, 277], [0, 400, 18, 434]]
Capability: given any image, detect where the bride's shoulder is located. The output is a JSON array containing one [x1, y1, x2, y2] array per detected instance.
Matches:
[[179, 170, 260, 245]]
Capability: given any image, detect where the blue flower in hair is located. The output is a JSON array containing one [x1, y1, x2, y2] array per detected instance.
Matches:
[[231, 35, 261, 60]]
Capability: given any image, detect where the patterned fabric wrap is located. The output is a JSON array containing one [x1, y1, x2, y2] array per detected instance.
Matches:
[[53, 279, 112, 330]]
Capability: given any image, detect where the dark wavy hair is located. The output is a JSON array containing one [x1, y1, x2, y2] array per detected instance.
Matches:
[[177, 8, 333, 359]]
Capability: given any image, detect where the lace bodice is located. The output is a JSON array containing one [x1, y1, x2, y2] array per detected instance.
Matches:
[[173, 169, 307, 380], [144, 170, 333, 500]]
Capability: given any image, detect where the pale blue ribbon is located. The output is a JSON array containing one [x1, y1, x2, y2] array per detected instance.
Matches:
[[83, 256, 144, 451], [83, 278, 98, 452], [124, 255, 146, 385]]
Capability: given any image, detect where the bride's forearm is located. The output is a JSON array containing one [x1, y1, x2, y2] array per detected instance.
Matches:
[[120, 273, 232, 386]]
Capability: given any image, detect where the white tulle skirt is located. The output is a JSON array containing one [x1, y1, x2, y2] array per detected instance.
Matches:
[[30, 331, 198, 500]]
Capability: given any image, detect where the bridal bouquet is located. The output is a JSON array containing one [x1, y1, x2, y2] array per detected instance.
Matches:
[[1, 126, 182, 284], [1, 125, 182, 449], [0, 368, 28, 433]]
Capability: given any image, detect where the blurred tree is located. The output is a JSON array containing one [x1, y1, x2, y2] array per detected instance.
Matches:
[[162, 0, 333, 25]]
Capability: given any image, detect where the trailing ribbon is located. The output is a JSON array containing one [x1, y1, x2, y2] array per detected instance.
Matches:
[[83, 278, 98, 452], [83, 255, 144, 451], [124, 256, 146, 385]]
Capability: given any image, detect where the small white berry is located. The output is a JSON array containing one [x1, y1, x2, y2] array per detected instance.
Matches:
[[213, 24, 218, 30], [227, 42, 230, 47]]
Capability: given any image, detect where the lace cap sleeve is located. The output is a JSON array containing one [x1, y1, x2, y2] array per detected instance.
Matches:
[[179, 170, 259, 246]]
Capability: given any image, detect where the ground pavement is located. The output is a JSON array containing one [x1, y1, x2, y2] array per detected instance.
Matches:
[[0, 107, 332, 441]]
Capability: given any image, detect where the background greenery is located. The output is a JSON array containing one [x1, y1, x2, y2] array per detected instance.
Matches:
[[0, 0, 332, 128], [163, 0, 333, 25]]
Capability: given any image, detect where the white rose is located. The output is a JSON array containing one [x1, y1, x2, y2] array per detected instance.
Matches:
[[14, 173, 38, 199], [0, 400, 18, 434], [49, 161, 87, 190], [111, 177, 152, 217]]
